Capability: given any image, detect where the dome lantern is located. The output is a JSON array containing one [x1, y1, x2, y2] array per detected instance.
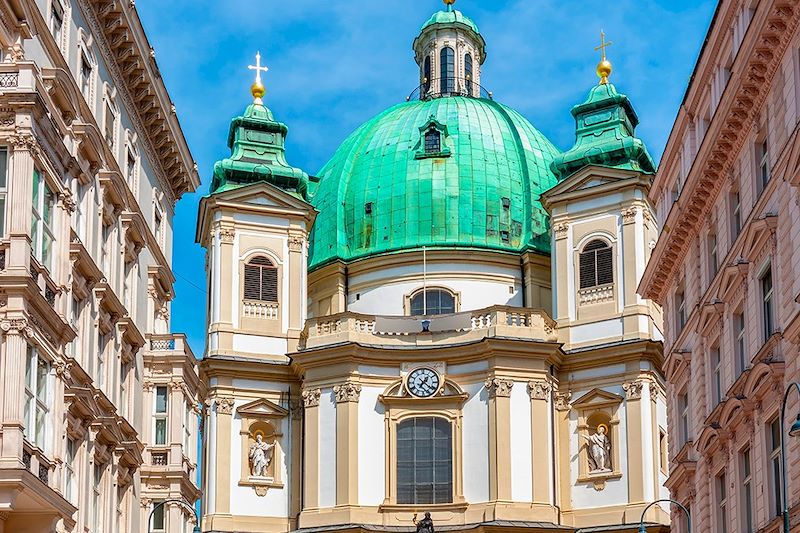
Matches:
[[412, 2, 486, 100]]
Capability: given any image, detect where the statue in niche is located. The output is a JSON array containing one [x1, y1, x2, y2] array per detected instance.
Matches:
[[582, 423, 612, 473], [249, 434, 275, 478], [416, 512, 434, 533]]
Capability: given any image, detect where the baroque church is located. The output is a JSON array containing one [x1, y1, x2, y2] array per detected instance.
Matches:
[[197, 2, 669, 532]]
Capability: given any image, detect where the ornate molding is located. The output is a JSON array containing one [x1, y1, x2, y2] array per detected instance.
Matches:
[[527, 379, 551, 401], [302, 388, 321, 408], [8, 129, 39, 155], [288, 236, 303, 252], [553, 222, 568, 239], [216, 397, 235, 415], [0, 317, 28, 335], [622, 207, 637, 224], [219, 228, 235, 243], [333, 382, 361, 403], [622, 380, 644, 400], [485, 378, 513, 398], [554, 391, 572, 411], [59, 190, 77, 213]]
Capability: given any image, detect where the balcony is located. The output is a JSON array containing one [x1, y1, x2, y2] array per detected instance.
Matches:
[[243, 299, 278, 320], [300, 305, 557, 350], [0, 61, 37, 93]]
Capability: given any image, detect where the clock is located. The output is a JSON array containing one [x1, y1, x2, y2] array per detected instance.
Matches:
[[406, 367, 441, 398]]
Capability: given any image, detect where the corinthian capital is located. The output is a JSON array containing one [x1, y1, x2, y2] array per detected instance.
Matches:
[[622, 380, 645, 400], [485, 378, 514, 398], [527, 379, 551, 401], [302, 388, 321, 407], [333, 382, 361, 403]]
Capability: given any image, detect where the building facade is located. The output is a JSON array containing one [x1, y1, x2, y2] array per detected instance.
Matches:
[[199, 3, 670, 533], [0, 1, 201, 532], [639, 1, 800, 532]]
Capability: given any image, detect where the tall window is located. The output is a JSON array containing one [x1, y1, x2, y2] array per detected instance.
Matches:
[[464, 53, 473, 95], [104, 101, 115, 148], [761, 265, 774, 341], [50, 0, 64, 46], [757, 139, 769, 193], [440, 47, 454, 94], [31, 169, 56, 270], [119, 362, 129, 419], [183, 400, 192, 450], [424, 128, 441, 154], [64, 438, 77, 503], [707, 232, 718, 282], [730, 189, 741, 241], [711, 345, 722, 406], [423, 56, 431, 93], [0, 147, 7, 236], [154, 385, 168, 445], [151, 500, 165, 532], [24, 345, 50, 448], [126, 148, 136, 189], [96, 332, 107, 391], [659, 429, 668, 472], [153, 206, 163, 248], [769, 418, 782, 518], [80, 52, 92, 101], [409, 288, 456, 316], [735, 312, 746, 375], [397, 417, 452, 504], [741, 447, 754, 533], [716, 471, 728, 533], [675, 289, 686, 333], [243, 256, 278, 302], [579, 240, 613, 289], [678, 392, 689, 446], [93, 463, 104, 532]]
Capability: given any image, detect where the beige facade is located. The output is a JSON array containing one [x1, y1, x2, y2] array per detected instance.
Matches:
[[0, 1, 200, 532], [639, 1, 800, 532]]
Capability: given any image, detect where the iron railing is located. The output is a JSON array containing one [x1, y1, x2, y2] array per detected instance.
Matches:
[[407, 77, 493, 101]]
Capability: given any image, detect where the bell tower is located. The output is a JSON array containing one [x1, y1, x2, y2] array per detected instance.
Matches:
[[412, 0, 486, 97], [197, 54, 310, 531]]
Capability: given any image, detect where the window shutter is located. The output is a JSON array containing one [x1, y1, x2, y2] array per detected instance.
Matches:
[[261, 266, 278, 302], [243, 264, 261, 300], [579, 252, 596, 289], [596, 247, 613, 285], [244, 257, 277, 302]]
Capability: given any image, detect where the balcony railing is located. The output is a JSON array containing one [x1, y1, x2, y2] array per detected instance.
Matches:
[[407, 77, 493, 101], [578, 284, 614, 306], [301, 305, 557, 350]]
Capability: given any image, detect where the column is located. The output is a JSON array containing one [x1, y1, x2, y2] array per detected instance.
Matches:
[[553, 390, 572, 512], [334, 382, 360, 506], [0, 319, 28, 468], [486, 378, 513, 502], [528, 379, 553, 505], [213, 397, 234, 514], [302, 388, 321, 509]]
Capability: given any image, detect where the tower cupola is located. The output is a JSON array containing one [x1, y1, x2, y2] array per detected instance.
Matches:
[[412, 0, 487, 99]]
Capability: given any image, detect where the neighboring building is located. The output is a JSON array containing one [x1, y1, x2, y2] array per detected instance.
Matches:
[[639, 1, 800, 532], [198, 3, 669, 533], [0, 1, 200, 532]]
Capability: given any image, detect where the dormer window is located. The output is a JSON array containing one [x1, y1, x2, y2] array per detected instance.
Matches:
[[424, 129, 441, 154]]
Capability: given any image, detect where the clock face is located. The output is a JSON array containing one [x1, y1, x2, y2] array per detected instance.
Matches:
[[407, 367, 441, 398]]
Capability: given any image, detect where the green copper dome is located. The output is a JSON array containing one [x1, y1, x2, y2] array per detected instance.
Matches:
[[420, 9, 481, 36], [308, 96, 560, 270]]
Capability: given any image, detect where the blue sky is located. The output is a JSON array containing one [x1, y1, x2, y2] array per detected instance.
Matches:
[[136, 0, 716, 355]]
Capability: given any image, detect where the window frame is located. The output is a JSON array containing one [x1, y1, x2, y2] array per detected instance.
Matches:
[[408, 287, 457, 316], [707, 231, 718, 282], [716, 470, 728, 533], [0, 146, 8, 237], [678, 391, 690, 446], [711, 344, 722, 406], [760, 264, 774, 342], [730, 188, 742, 241], [740, 446, 754, 533], [734, 311, 747, 375], [243, 255, 279, 303], [578, 239, 614, 290], [154, 385, 169, 446], [63, 437, 77, 503], [439, 46, 455, 94], [757, 138, 769, 194], [464, 52, 473, 96], [79, 50, 93, 102], [24, 345, 51, 449], [675, 288, 686, 334], [31, 168, 56, 271], [768, 417, 782, 519], [396, 416, 453, 505]]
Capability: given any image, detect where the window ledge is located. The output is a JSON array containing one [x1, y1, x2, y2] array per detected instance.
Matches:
[[578, 283, 614, 305], [379, 500, 468, 513], [414, 148, 451, 160]]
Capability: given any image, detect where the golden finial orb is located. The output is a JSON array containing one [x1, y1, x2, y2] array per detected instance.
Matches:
[[594, 30, 613, 85], [443, 0, 456, 5], [251, 81, 266, 100]]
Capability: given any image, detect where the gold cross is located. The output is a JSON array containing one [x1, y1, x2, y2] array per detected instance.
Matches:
[[248, 51, 269, 86], [594, 30, 612, 62]]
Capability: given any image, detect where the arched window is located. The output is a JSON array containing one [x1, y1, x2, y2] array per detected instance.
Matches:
[[243, 256, 278, 302], [424, 128, 441, 154], [464, 53, 473, 96], [423, 56, 431, 93], [579, 240, 613, 289], [440, 47, 455, 94], [410, 288, 455, 316], [397, 417, 452, 504]]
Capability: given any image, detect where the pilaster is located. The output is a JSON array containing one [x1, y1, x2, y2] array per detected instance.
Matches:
[[485, 377, 513, 501], [528, 379, 553, 504], [0, 319, 28, 468], [302, 388, 321, 509], [333, 382, 360, 506], [213, 396, 234, 514], [622, 380, 645, 504]]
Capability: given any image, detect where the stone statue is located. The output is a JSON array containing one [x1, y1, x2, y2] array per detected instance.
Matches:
[[416, 512, 434, 533], [249, 434, 274, 478], [582, 424, 612, 472]]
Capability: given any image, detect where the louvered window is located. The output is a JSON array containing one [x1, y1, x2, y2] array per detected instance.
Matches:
[[243, 257, 278, 302], [579, 240, 613, 289]]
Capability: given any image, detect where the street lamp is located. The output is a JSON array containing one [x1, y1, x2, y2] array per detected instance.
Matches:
[[779, 382, 800, 533], [638, 498, 690, 533], [147, 498, 201, 533]]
